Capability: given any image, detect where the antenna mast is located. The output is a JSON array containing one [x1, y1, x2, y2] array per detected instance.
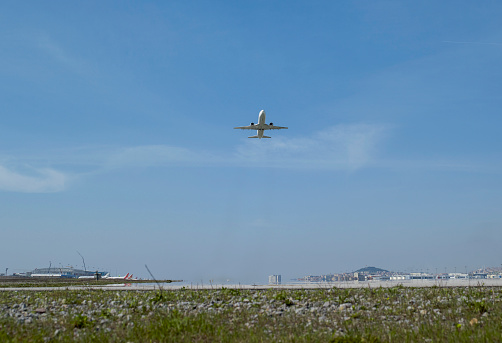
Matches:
[[77, 251, 87, 271]]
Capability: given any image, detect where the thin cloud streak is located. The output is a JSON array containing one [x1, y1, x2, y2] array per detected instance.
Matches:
[[0, 165, 68, 193], [102, 123, 390, 171], [103, 124, 495, 173], [233, 123, 390, 170], [104, 145, 225, 170], [37, 34, 89, 74], [0, 122, 493, 194]]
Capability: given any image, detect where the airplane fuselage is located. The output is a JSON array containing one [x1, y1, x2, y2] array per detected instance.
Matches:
[[258, 110, 266, 125], [256, 110, 266, 138]]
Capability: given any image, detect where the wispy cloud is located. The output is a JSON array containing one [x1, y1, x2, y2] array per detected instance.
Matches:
[[95, 123, 389, 171], [2, 121, 492, 194], [37, 34, 90, 75], [233, 123, 390, 170], [104, 145, 224, 169], [0, 165, 68, 193], [101, 124, 493, 173]]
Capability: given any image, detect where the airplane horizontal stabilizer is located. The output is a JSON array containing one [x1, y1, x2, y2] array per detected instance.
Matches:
[[248, 135, 259, 138]]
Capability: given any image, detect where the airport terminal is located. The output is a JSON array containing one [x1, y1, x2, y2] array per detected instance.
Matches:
[[5, 267, 108, 279]]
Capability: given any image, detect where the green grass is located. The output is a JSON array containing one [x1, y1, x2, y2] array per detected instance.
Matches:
[[0, 286, 501, 342]]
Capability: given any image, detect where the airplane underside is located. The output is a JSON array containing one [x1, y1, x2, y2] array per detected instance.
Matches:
[[249, 130, 271, 139]]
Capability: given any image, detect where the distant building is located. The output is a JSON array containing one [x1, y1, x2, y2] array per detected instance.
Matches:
[[355, 273, 366, 281], [472, 273, 487, 279], [30, 267, 107, 278], [268, 275, 281, 285], [13, 272, 29, 277], [408, 273, 434, 280], [353, 266, 390, 275], [487, 274, 502, 279], [448, 273, 469, 279]]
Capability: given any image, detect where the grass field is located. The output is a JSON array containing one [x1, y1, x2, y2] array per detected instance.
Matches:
[[1, 286, 501, 342]]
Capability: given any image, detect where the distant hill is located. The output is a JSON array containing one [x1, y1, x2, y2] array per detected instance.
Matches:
[[354, 266, 389, 274]]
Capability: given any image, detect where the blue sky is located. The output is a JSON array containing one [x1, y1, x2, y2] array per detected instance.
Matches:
[[1, 1, 502, 282]]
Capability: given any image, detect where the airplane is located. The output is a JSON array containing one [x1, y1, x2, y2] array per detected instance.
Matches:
[[79, 272, 130, 279], [234, 110, 287, 138], [101, 273, 133, 280]]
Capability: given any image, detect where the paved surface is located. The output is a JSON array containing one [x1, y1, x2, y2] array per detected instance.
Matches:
[[1, 279, 501, 291]]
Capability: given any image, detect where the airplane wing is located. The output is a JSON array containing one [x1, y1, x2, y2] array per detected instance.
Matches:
[[267, 125, 288, 130], [234, 125, 258, 130]]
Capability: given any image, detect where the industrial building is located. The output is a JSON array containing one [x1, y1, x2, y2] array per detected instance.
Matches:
[[29, 267, 107, 278]]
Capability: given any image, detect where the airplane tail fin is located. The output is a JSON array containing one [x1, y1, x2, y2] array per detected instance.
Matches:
[[124, 273, 129, 279], [248, 135, 271, 138]]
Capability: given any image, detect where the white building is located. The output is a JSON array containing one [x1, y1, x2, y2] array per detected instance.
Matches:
[[448, 273, 469, 279], [269, 275, 281, 285]]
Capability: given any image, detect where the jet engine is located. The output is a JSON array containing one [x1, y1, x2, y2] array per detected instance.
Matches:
[[269, 123, 273, 126], [250, 122, 254, 125]]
